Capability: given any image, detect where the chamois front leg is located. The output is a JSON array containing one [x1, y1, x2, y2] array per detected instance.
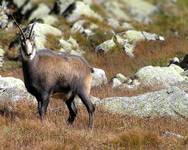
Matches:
[[37, 92, 50, 121]]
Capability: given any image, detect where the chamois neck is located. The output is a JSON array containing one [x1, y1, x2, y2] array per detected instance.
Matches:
[[20, 46, 37, 62], [21, 51, 38, 67]]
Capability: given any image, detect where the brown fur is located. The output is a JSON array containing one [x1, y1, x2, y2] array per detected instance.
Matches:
[[16, 22, 95, 128], [34, 51, 92, 92]]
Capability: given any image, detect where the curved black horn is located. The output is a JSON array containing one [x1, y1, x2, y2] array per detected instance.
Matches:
[[29, 22, 36, 39], [11, 15, 27, 42]]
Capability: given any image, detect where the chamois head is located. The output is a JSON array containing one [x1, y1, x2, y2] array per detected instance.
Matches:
[[13, 19, 36, 61]]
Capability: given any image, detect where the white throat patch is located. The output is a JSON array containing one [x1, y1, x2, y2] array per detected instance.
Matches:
[[26, 40, 33, 54], [21, 40, 37, 61], [21, 47, 36, 61]]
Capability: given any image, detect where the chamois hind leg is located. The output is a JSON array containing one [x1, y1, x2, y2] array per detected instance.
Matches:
[[37, 92, 50, 121], [78, 89, 95, 128], [65, 94, 77, 124]]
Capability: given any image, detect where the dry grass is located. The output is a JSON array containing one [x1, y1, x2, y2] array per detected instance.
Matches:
[[0, 100, 187, 150], [45, 34, 61, 51]]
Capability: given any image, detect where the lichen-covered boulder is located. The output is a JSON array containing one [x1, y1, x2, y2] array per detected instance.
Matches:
[[104, 1, 130, 21], [135, 64, 186, 87], [100, 86, 188, 118], [0, 76, 36, 102], [121, 0, 158, 24]]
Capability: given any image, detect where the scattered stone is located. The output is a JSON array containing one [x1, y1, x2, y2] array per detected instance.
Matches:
[[112, 73, 140, 89], [162, 131, 184, 139], [135, 64, 186, 87], [59, 36, 84, 56], [104, 1, 130, 21], [112, 78, 122, 88], [92, 68, 107, 87], [95, 38, 116, 54], [75, 95, 101, 105], [65, 1, 102, 23], [115, 73, 128, 83], [99, 86, 188, 118], [71, 20, 97, 37], [107, 18, 134, 30]]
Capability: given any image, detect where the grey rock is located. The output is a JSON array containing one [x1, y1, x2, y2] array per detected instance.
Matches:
[[28, 3, 58, 25], [121, 0, 158, 24], [0, 4, 9, 29], [13, 0, 27, 9], [104, 1, 130, 21], [54, 0, 75, 15], [71, 20, 97, 37], [28, 22, 62, 49], [66, 1, 102, 23], [0, 76, 36, 102], [115, 73, 128, 83], [107, 18, 134, 30], [100, 86, 188, 118], [112, 73, 140, 89], [95, 38, 116, 53], [59, 36, 85, 56], [92, 68, 107, 87], [112, 78, 122, 88], [135, 64, 186, 87], [162, 131, 184, 139]]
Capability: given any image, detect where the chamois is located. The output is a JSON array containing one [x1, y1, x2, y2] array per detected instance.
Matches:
[[14, 21, 95, 128]]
